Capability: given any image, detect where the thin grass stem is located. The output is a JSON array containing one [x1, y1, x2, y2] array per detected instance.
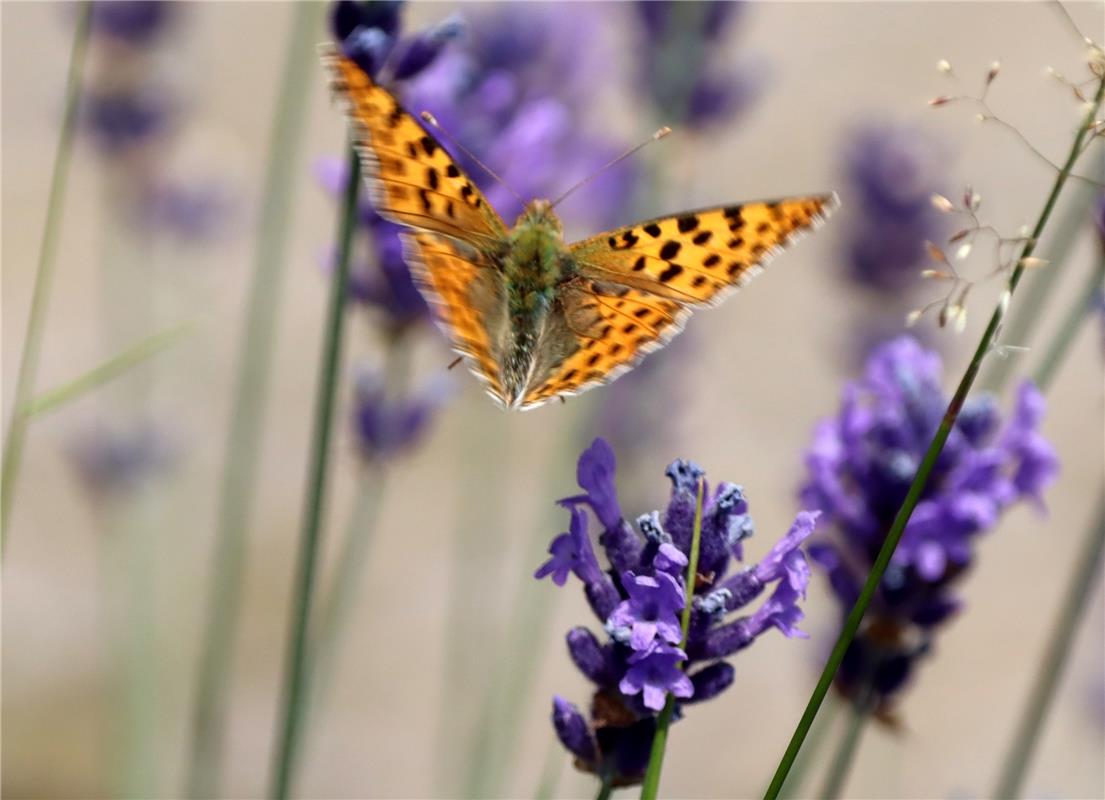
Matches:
[[269, 146, 361, 800], [762, 71, 1105, 800], [1, 2, 92, 549], [24, 323, 190, 419], [1032, 252, 1105, 392]]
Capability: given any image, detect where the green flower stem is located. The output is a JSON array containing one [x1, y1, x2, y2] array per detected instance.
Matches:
[[268, 146, 361, 800], [991, 494, 1105, 799], [1, 2, 91, 550], [762, 71, 1105, 800], [184, 7, 321, 795], [1031, 251, 1105, 392], [982, 148, 1104, 394], [817, 690, 872, 800], [639, 477, 705, 800], [596, 772, 616, 800], [23, 323, 190, 419]]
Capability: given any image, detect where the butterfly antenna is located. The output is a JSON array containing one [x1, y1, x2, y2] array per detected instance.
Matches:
[[550, 126, 671, 210], [420, 111, 524, 206]]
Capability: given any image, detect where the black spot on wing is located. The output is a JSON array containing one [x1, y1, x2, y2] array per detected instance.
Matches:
[[658, 264, 684, 283], [659, 241, 681, 260]]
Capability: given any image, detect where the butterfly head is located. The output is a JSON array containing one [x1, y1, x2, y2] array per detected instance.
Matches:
[[516, 198, 563, 234]]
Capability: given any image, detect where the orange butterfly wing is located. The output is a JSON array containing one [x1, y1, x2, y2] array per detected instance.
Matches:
[[569, 196, 838, 306], [323, 45, 514, 402], [321, 45, 508, 244], [401, 232, 509, 403], [520, 280, 690, 408], [517, 196, 838, 408]]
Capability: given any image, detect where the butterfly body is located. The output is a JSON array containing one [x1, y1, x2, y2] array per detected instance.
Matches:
[[499, 200, 578, 404], [323, 47, 838, 410]]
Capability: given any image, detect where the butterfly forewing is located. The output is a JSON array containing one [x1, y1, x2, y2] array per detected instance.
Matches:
[[321, 45, 508, 244], [323, 45, 515, 403], [568, 196, 838, 306]]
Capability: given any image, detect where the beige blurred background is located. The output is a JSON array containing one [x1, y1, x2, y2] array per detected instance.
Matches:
[[3, 2, 1104, 798]]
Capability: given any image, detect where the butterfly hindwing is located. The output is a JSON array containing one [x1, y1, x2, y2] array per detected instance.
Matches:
[[321, 45, 508, 244], [520, 279, 690, 408], [401, 232, 508, 401], [568, 196, 838, 306]]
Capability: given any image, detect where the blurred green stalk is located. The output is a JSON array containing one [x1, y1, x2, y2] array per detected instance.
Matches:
[[816, 693, 871, 800], [988, 252, 1105, 798], [462, 405, 586, 798], [1031, 252, 1105, 393], [762, 71, 1105, 800], [991, 494, 1105, 799], [269, 146, 361, 800], [432, 401, 513, 794], [184, 6, 321, 796], [534, 737, 566, 800], [305, 468, 386, 707], [982, 149, 1103, 394], [112, 492, 161, 799], [23, 323, 190, 419], [1, 2, 91, 550], [639, 478, 705, 800], [777, 694, 840, 800], [301, 337, 409, 748]]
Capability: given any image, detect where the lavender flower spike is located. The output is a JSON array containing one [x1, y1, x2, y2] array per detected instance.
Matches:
[[804, 335, 1058, 713], [538, 437, 818, 786]]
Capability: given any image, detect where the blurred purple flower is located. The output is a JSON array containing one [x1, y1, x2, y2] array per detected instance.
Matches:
[[402, 4, 640, 230], [632, 1, 763, 130], [351, 366, 446, 461], [538, 438, 818, 785], [330, 1, 459, 82], [315, 156, 430, 330], [66, 421, 177, 500], [802, 336, 1058, 712], [841, 122, 949, 294], [82, 87, 172, 156], [132, 179, 237, 242], [89, 1, 176, 44], [77, 2, 238, 246]]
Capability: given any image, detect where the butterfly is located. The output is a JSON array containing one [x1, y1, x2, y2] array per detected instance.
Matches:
[[322, 46, 838, 410]]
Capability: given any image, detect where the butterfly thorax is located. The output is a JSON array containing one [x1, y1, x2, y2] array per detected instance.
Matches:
[[500, 200, 573, 403]]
